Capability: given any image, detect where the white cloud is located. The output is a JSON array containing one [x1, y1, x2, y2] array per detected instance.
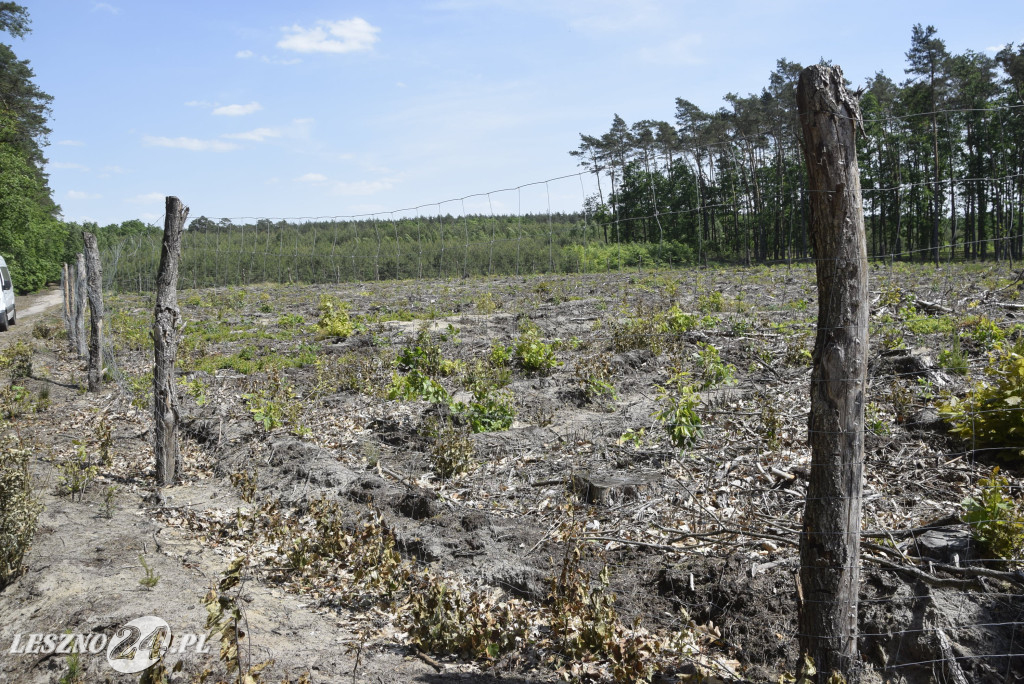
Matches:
[[296, 173, 327, 183], [57, 140, 84, 146], [143, 136, 238, 152], [260, 56, 302, 65], [236, 49, 254, 59], [68, 190, 101, 200], [126, 192, 166, 204], [51, 162, 90, 171], [213, 102, 262, 116], [986, 44, 1006, 54], [92, 3, 118, 14], [277, 18, 380, 54], [332, 179, 394, 196], [222, 127, 281, 142]]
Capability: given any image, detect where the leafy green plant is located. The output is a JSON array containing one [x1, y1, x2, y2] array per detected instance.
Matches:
[[459, 388, 515, 433], [387, 369, 451, 404], [127, 371, 154, 410], [961, 314, 1005, 350], [243, 371, 307, 435], [963, 467, 1024, 564], [655, 371, 702, 450], [939, 339, 1024, 460], [0, 340, 32, 379], [396, 328, 460, 377], [488, 340, 512, 367], [0, 443, 42, 589], [463, 359, 511, 393], [277, 312, 305, 329], [697, 290, 725, 313], [474, 291, 499, 314], [316, 294, 358, 340], [180, 376, 209, 406], [514, 322, 558, 375], [694, 342, 734, 389]]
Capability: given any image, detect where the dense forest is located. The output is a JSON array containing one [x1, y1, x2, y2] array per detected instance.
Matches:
[[0, 3, 76, 292], [572, 25, 1024, 265]]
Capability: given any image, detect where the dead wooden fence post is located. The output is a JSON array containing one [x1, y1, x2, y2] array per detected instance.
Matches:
[[83, 233, 104, 391], [73, 253, 87, 359], [154, 196, 189, 487], [796, 64, 869, 683], [60, 263, 72, 340]]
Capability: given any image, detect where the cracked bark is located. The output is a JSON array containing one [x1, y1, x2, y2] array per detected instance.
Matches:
[[796, 64, 868, 684]]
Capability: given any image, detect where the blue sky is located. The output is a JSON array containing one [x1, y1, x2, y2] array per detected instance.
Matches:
[[15, 1, 1024, 226]]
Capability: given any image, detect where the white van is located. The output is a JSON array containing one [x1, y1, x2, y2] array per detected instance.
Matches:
[[0, 255, 16, 331]]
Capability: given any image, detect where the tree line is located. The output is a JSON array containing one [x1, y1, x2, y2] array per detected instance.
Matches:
[[0, 3, 75, 293], [571, 25, 1024, 264]]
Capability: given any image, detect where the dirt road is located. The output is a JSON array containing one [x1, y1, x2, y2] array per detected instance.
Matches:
[[15, 287, 63, 321]]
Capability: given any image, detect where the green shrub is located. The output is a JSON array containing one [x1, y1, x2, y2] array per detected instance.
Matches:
[[514, 323, 558, 375], [0, 341, 32, 379], [459, 388, 515, 433], [655, 371, 702, 450], [0, 443, 42, 589], [963, 467, 1024, 563], [697, 290, 724, 313], [387, 369, 451, 404], [694, 343, 734, 389], [397, 328, 460, 377], [243, 371, 308, 435], [574, 353, 616, 404], [316, 294, 357, 340], [939, 339, 1024, 459]]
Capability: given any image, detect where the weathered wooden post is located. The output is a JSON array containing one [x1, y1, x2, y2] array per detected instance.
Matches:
[[154, 196, 188, 486], [73, 253, 87, 359], [60, 263, 72, 341], [796, 64, 868, 683], [83, 233, 104, 391]]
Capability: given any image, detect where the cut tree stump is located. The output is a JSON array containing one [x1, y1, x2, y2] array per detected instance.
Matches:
[[570, 472, 658, 506]]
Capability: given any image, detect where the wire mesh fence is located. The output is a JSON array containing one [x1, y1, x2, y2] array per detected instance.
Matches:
[[87, 105, 1024, 682]]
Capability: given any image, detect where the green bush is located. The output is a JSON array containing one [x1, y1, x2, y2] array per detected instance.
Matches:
[[316, 294, 357, 340], [655, 371, 702, 450], [0, 443, 42, 589], [939, 339, 1024, 460], [459, 388, 515, 433], [514, 323, 559, 375], [963, 467, 1024, 563]]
